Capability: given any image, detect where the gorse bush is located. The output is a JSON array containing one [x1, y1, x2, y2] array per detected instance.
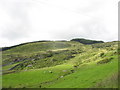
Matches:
[[97, 57, 113, 64]]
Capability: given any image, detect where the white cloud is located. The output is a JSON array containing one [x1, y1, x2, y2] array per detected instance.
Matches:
[[0, 0, 118, 47]]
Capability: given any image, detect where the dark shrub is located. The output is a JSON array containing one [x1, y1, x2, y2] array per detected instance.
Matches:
[[64, 55, 75, 60], [99, 52, 105, 57], [73, 65, 79, 68], [97, 57, 113, 64]]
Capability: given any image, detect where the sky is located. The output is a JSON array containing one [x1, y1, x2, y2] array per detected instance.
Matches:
[[0, 0, 119, 47]]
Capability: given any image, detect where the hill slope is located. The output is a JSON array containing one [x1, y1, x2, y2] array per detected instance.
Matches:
[[2, 40, 118, 88]]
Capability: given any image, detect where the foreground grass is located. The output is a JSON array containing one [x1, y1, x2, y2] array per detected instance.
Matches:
[[2, 64, 73, 88]]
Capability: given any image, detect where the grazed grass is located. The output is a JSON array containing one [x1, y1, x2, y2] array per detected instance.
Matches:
[[2, 64, 73, 88], [94, 72, 118, 88]]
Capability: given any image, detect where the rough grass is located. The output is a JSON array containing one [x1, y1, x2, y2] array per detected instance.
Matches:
[[94, 72, 118, 88]]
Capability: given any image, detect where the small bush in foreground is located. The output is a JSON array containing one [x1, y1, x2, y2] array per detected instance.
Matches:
[[97, 57, 113, 64]]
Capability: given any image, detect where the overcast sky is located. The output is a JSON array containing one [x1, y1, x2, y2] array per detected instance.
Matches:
[[0, 0, 119, 47]]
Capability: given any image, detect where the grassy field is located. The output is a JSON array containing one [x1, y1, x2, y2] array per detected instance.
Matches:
[[1, 40, 118, 88]]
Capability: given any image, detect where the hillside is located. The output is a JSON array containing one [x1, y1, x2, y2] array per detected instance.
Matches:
[[1, 40, 119, 88]]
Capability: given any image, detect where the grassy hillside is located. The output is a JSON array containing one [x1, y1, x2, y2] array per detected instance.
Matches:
[[2, 40, 118, 88]]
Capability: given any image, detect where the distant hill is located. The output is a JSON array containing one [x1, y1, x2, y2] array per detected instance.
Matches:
[[1, 38, 104, 51], [71, 38, 104, 44], [1, 40, 51, 51]]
